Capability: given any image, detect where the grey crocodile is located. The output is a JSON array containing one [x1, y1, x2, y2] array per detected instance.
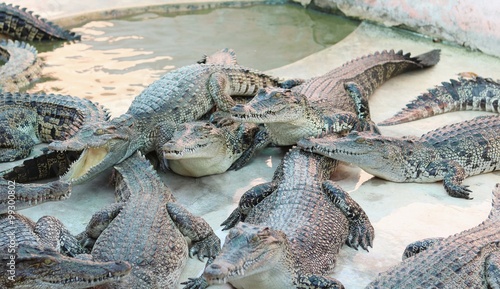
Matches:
[[230, 49, 441, 147], [49, 51, 290, 184], [0, 92, 110, 162], [379, 74, 500, 126], [0, 178, 71, 213], [182, 147, 374, 289], [228, 49, 440, 168], [77, 152, 220, 288], [0, 212, 131, 288], [0, 39, 43, 92], [365, 183, 500, 288], [298, 115, 500, 199], [0, 3, 81, 41], [162, 119, 261, 177]]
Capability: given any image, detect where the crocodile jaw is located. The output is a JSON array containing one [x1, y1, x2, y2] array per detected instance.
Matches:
[[13, 245, 132, 289], [203, 223, 288, 285]]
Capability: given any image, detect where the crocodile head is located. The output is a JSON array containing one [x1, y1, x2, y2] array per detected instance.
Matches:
[[203, 223, 289, 285], [1, 244, 131, 288], [298, 131, 412, 180], [230, 88, 308, 123], [162, 121, 233, 177], [48, 115, 139, 184], [0, 179, 71, 214]]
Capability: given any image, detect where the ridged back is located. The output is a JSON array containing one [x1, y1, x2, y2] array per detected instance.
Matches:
[[0, 3, 80, 41]]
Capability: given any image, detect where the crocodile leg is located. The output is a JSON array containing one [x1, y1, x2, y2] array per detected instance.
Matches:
[[322, 180, 374, 251], [77, 202, 124, 250], [166, 202, 221, 261], [485, 249, 500, 287], [402, 237, 444, 260], [425, 159, 471, 199], [229, 127, 272, 170], [34, 215, 88, 257], [220, 181, 277, 230], [296, 274, 345, 289], [344, 82, 371, 120]]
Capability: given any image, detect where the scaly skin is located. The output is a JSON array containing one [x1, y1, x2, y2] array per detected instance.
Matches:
[[0, 92, 110, 162], [298, 115, 500, 199], [183, 147, 374, 289], [231, 49, 441, 146], [0, 3, 81, 41], [0, 39, 43, 92], [365, 183, 500, 288], [78, 152, 220, 288], [162, 119, 261, 177], [0, 178, 70, 213], [0, 212, 131, 288], [379, 74, 500, 125], [49, 58, 286, 184]]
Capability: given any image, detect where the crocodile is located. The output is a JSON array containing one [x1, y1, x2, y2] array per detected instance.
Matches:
[[162, 119, 262, 177], [182, 147, 374, 289], [379, 74, 500, 126], [0, 178, 71, 213], [0, 92, 110, 162], [48, 50, 292, 184], [298, 115, 500, 199], [230, 49, 441, 146], [0, 212, 131, 288], [228, 49, 440, 168], [77, 152, 220, 288], [0, 3, 81, 41], [0, 39, 43, 92], [365, 183, 500, 288]]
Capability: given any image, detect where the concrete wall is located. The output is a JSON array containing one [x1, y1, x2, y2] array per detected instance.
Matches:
[[296, 0, 500, 58]]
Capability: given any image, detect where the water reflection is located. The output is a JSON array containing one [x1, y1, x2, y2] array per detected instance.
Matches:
[[26, 4, 358, 117]]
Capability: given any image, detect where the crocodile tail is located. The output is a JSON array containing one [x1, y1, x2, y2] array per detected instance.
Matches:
[[0, 3, 81, 41], [379, 75, 500, 126], [412, 49, 441, 67]]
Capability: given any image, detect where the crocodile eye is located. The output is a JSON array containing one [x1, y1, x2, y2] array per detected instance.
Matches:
[[95, 128, 105, 135], [355, 137, 366, 144], [250, 235, 260, 243], [43, 259, 54, 266]]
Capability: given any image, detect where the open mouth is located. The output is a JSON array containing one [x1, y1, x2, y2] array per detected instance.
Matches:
[[61, 146, 109, 183]]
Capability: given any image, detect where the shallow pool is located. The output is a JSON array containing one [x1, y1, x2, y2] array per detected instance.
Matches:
[[29, 4, 358, 116]]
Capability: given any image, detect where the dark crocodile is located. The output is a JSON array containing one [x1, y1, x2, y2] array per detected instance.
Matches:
[[77, 152, 220, 288], [366, 183, 500, 288], [230, 49, 441, 147], [48, 50, 291, 184], [0, 212, 131, 288], [0, 92, 110, 162], [183, 147, 374, 288], [298, 115, 500, 199], [162, 119, 261, 177], [0, 39, 43, 92], [379, 74, 500, 126], [0, 3, 81, 41]]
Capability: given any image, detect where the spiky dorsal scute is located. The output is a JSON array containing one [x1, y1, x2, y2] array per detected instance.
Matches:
[[0, 3, 81, 41]]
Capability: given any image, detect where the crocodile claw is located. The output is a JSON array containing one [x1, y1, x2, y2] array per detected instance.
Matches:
[[445, 183, 473, 199], [181, 277, 209, 289], [190, 233, 221, 261], [220, 208, 242, 230], [346, 217, 374, 252]]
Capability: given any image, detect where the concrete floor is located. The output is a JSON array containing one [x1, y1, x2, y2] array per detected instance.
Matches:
[[3, 1, 500, 288]]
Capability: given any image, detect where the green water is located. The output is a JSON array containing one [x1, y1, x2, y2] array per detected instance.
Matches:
[[28, 4, 358, 111]]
